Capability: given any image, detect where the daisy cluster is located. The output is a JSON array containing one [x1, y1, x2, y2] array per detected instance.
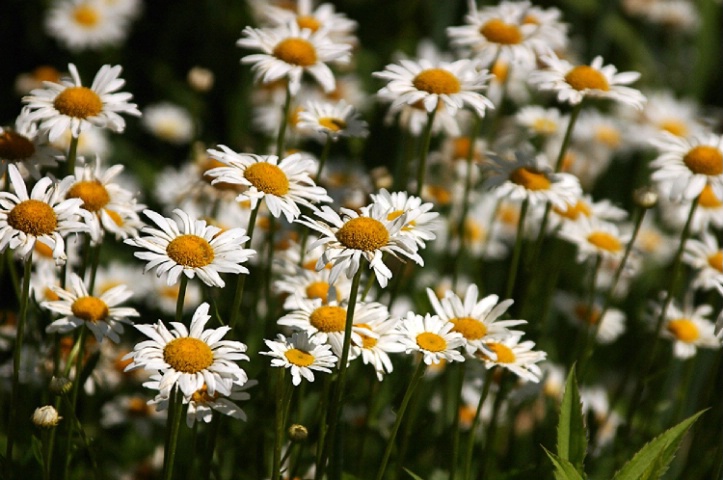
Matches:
[[2, 0, 723, 478]]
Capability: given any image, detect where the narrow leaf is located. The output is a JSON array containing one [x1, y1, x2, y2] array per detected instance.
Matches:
[[403, 468, 425, 480], [612, 410, 705, 480], [544, 447, 585, 480], [557, 365, 588, 473]]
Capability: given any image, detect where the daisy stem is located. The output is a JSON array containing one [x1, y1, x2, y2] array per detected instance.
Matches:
[[314, 375, 332, 476], [229, 203, 260, 331], [66, 135, 79, 177], [59, 393, 100, 480], [62, 326, 88, 480], [415, 108, 438, 198], [5, 255, 32, 478], [200, 413, 221, 480], [4, 249, 22, 302], [176, 275, 189, 323], [317, 266, 363, 479], [449, 362, 467, 480], [276, 86, 293, 159], [463, 368, 494, 480], [163, 387, 185, 480], [374, 359, 427, 480], [264, 215, 276, 320], [505, 197, 529, 300], [479, 370, 508, 478], [317, 134, 333, 180], [626, 196, 699, 429], [272, 369, 293, 480], [573, 254, 602, 365]]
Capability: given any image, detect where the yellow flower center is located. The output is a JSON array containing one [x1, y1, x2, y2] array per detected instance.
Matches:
[[683, 145, 723, 176], [509, 167, 551, 191], [244, 162, 290, 196], [163, 337, 214, 373], [587, 231, 622, 252], [336, 217, 389, 251], [708, 251, 723, 272], [73, 4, 100, 27], [666, 318, 699, 343], [412, 69, 461, 95], [71, 296, 109, 323], [318, 117, 347, 132], [166, 234, 215, 268], [449, 317, 487, 341], [659, 119, 688, 137], [553, 200, 592, 220], [296, 15, 321, 32], [305, 281, 330, 302], [191, 384, 219, 404], [698, 185, 722, 208], [594, 126, 620, 147], [7, 199, 58, 236], [463, 219, 486, 243], [497, 206, 519, 226], [354, 323, 378, 349], [309, 305, 347, 332], [284, 348, 315, 367], [272, 38, 317, 67], [479, 18, 522, 45], [427, 185, 452, 205], [67, 180, 110, 212], [416, 332, 447, 352], [0, 130, 35, 160], [485, 343, 516, 363], [53, 87, 103, 119], [564, 66, 610, 92], [532, 118, 558, 135]]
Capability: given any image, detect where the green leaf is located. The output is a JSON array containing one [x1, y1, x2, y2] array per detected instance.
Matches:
[[543, 447, 585, 480], [557, 365, 588, 473], [612, 410, 706, 480], [403, 468, 425, 480]]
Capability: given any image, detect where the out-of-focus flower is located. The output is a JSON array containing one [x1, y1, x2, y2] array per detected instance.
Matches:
[[142, 102, 195, 145]]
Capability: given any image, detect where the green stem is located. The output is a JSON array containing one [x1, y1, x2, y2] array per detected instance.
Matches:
[[479, 370, 508, 479], [163, 388, 186, 480], [505, 198, 529, 300], [5, 255, 32, 479], [62, 326, 88, 480], [573, 254, 602, 367], [60, 394, 100, 480], [200, 413, 221, 480], [415, 109, 438, 198], [375, 360, 427, 480], [264, 215, 276, 321], [463, 369, 494, 480], [317, 134, 333, 180], [176, 275, 189, 323], [229, 203, 260, 331], [272, 369, 287, 480], [449, 362, 467, 480], [66, 135, 79, 177], [276, 86, 293, 159]]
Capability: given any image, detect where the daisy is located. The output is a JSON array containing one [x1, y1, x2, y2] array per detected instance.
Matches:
[[141, 102, 195, 145], [515, 106, 566, 138], [253, 0, 358, 45], [124, 302, 249, 397], [44, 272, 139, 343], [530, 53, 646, 109], [238, 21, 351, 96], [205, 147, 331, 222], [273, 265, 351, 310], [125, 208, 255, 288], [261, 331, 337, 386], [352, 316, 405, 381], [656, 300, 720, 359], [297, 99, 368, 141], [479, 334, 546, 383], [555, 292, 626, 344], [630, 90, 707, 141], [650, 132, 723, 201], [369, 188, 439, 249], [549, 194, 628, 231], [0, 111, 59, 179], [397, 312, 465, 365], [558, 217, 631, 263], [22, 63, 140, 141], [482, 150, 581, 208], [100, 394, 165, 435], [44, 0, 130, 52], [683, 231, 723, 291], [373, 58, 494, 117], [299, 202, 422, 288], [0, 165, 89, 265], [277, 297, 389, 359], [427, 284, 526, 355]]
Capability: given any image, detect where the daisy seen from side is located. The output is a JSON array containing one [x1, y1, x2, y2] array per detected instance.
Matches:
[[0, 111, 59, 180], [656, 300, 721, 359], [44, 0, 130, 52], [261, 331, 337, 386], [682, 231, 723, 291], [558, 217, 631, 263], [397, 312, 466, 365], [369, 188, 439, 249], [297, 99, 368, 141], [479, 334, 546, 383], [125, 208, 255, 288]]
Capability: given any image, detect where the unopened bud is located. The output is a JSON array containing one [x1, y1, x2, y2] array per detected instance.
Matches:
[[49, 376, 72, 395], [633, 186, 658, 209], [288, 424, 308, 442], [32, 406, 62, 428], [187, 67, 214, 92]]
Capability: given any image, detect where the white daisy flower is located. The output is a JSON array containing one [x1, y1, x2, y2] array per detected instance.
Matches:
[[426, 284, 526, 355], [124, 302, 249, 397], [373, 58, 494, 117], [100, 394, 165, 435], [482, 150, 582, 208], [205, 147, 331, 222], [554, 292, 626, 344], [22, 63, 141, 141], [397, 312, 465, 365], [0, 165, 89, 265], [558, 217, 631, 263], [479, 334, 546, 383], [125, 208, 255, 288], [629, 90, 707, 141], [297, 99, 368, 141], [273, 265, 351, 310], [683, 231, 723, 291], [659, 185, 723, 234], [299, 202, 422, 288], [548, 193, 628, 232], [277, 297, 389, 360], [253, 0, 358, 45], [141, 102, 195, 145], [352, 316, 405, 381], [261, 331, 337, 386], [0, 111, 59, 180], [656, 301, 720, 359], [530, 53, 646, 109], [44, 272, 139, 343], [44, 0, 130, 52], [515, 105, 566, 138], [369, 188, 439, 249], [238, 21, 351, 96], [650, 132, 723, 201]]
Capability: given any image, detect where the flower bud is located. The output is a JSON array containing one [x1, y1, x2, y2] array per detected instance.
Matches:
[[32, 406, 62, 429], [49, 376, 72, 395], [633, 186, 658, 209], [288, 424, 308, 442]]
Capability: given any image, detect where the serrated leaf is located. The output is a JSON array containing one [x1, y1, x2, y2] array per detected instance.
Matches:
[[403, 468, 425, 480], [612, 410, 705, 480], [557, 365, 587, 473], [543, 447, 585, 480]]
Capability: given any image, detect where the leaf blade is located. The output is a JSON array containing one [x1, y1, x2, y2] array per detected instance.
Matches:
[[557, 365, 588, 473]]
